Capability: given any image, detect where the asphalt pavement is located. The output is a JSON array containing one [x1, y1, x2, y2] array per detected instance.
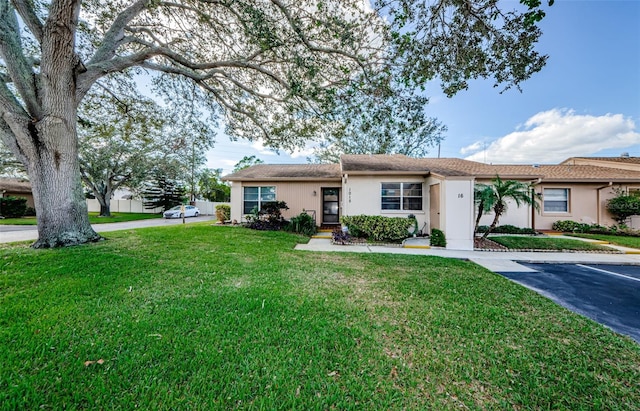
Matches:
[[500, 263, 640, 343]]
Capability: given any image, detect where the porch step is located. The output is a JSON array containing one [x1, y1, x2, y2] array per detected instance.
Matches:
[[403, 244, 431, 249], [402, 238, 431, 249], [311, 228, 333, 240]]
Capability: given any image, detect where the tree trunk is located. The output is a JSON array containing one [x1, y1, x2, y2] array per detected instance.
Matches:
[[94, 189, 112, 217], [481, 203, 504, 240], [28, 121, 101, 248], [23, 1, 101, 248], [474, 200, 484, 234], [99, 202, 111, 217]]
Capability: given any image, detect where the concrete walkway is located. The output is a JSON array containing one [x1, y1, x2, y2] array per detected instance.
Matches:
[[0, 215, 217, 244], [295, 238, 640, 271]]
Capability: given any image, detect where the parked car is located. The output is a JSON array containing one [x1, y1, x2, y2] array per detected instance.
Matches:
[[163, 205, 200, 219]]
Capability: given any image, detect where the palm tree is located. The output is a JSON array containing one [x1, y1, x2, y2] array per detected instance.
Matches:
[[474, 183, 495, 234], [480, 176, 540, 240]]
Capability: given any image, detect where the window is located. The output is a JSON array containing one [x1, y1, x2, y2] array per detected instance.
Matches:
[[243, 186, 276, 214], [381, 183, 422, 211], [543, 188, 569, 213]]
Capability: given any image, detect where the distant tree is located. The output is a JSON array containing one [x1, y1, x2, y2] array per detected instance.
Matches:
[[78, 82, 214, 216], [198, 169, 230, 202], [233, 156, 265, 173], [142, 177, 186, 212], [312, 89, 447, 163], [481, 176, 539, 239], [606, 188, 640, 226]]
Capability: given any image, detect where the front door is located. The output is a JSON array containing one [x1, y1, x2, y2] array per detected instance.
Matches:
[[322, 188, 340, 224]]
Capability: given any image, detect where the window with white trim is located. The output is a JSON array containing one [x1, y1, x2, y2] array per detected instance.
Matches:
[[543, 188, 569, 213], [381, 183, 423, 210], [243, 186, 276, 214]]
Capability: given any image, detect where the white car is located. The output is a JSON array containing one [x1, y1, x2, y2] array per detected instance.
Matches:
[[163, 205, 200, 219]]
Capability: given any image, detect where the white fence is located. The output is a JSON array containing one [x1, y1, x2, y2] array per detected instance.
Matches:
[[86, 199, 229, 216]]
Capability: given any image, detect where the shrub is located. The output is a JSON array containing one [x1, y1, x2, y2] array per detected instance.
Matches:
[[477, 224, 537, 235], [215, 204, 230, 222], [24, 207, 36, 216], [430, 228, 446, 247], [244, 201, 289, 231], [0, 196, 28, 218], [286, 212, 317, 236], [332, 227, 351, 244], [606, 191, 640, 225], [552, 220, 597, 233], [340, 215, 414, 242], [260, 201, 289, 223]]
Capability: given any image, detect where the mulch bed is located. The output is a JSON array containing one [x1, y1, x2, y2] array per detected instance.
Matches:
[[474, 237, 508, 251]]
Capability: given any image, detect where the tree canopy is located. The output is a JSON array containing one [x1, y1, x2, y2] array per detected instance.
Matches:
[[0, 0, 551, 247]]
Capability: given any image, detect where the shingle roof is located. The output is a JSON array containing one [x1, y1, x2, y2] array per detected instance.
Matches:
[[476, 164, 640, 181], [222, 155, 640, 183], [564, 156, 640, 165], [222, 163, 341, 181], [0, 178, 32, 193], [343, 155, 640, 181], [340, 154, 429, 173]]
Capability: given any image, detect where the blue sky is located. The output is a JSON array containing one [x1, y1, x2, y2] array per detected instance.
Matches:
[[205, 0, 640, 174]]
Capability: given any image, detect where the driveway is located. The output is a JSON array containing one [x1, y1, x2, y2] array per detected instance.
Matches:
[[499, 263, 640, 343], [0, 215, 217, 243]]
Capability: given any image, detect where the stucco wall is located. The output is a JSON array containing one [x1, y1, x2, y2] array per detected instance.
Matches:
[[475, 181, 637, 230], [477, 198, 532, 229], [343, 175, 428, 231], [229, 181, 340, 224], [534, 183, 623, 229]]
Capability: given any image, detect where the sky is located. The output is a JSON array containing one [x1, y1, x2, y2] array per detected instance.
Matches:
[[203, 0, 640, 174]]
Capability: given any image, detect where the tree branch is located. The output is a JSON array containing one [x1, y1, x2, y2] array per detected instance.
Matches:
[[88, 0, 149, 66], [269, 0, 369, 70], [10, 0, 44, 44], [0, 0, 42, 118]]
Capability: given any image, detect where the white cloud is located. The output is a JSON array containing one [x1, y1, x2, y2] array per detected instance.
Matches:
[[461, 109, 640, 164], [459, 141, 483, 155]]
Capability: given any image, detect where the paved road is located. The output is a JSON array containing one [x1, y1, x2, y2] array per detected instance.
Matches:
[[0, 215, 217, 243], [499, 263, 640, 343]]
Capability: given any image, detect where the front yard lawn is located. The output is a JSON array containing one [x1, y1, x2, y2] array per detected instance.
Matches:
[[568, 233, 640, 249], [1, 226, 638, 409], [0, 212, 160, 225], [490, 236, 615, 251]]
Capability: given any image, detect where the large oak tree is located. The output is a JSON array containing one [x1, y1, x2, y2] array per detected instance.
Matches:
[[0, 0, 548, 247]]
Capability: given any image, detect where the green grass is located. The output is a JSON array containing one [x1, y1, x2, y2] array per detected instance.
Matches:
[[568, 233, 640, 249], [1, 226, 639, 409], [0, 212, 160, 225], [490, 236, 615, 251]]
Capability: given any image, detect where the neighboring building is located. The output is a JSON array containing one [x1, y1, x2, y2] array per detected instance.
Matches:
[[0, 178, 34, 207], [223, 155, 640, 250], [561, 154, 640, 172]]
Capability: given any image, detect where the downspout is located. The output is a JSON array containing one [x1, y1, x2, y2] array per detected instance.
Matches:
[[596, 182, 613, 225]]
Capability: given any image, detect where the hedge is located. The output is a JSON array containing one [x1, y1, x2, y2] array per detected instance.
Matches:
[[340, 215, 414, 242], [0, 196, 28, 218]]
